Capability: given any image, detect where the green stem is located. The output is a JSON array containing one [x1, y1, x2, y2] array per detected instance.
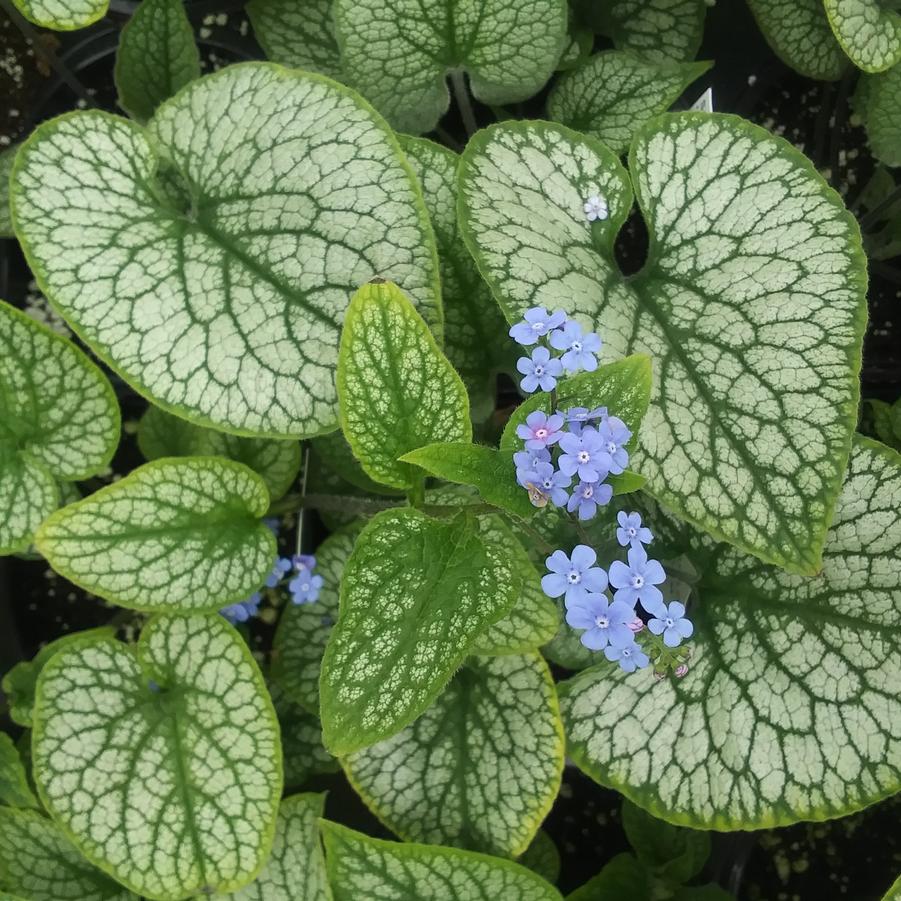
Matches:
[[407, 476, 425, 508], [450, 69, 478, 138], [860, 183, 901, 231]]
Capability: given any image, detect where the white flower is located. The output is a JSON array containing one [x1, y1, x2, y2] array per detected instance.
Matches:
[[583, 194, 608, 222]]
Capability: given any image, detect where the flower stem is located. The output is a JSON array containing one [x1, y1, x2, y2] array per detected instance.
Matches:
[[450, 70, 478, 139]]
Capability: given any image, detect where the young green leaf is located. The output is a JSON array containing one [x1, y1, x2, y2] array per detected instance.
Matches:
[[337, 280, 470, 491], [311, 431, 403, 496], [565, 853, 649, 901], [211, 794, 331, 900], [343, 652, 563, 856], [11, 63, 440, 438], [548, 52, 711, 155], [0, 733, 38, 809], [401, 443, 536, 518], [0, 300, 119, 555], [138, 405, 301, 500], [400, 136, 511, 418], [823, 0, 901, 72], [32, 615, 282, 900], [114, 0, 200, 122], [35, 457, 276, 612], [0, 146, 15, 237], [272, 525, 360, 714], [320, 821, 564, 900], [518, 830, 561, 885], [319, 507, 519, 755], [247, 0, 343, 80], [594, 0, 708, 64], [10, 0, 107, 29], [333, 0, 568, 134], [460, 115, 867, 575], [2, 628, 116, 726], [883, 874, 901, 901], [621, 800, 709, 884], [560, 437, 901, 829], [860, 65, 901, 167], [0, 808, 136, 901], [746, 0, 847, 80]]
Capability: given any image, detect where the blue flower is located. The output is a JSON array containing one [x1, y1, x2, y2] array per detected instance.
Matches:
[[523, 461, 571, 507], [508, 307, 566, 345], [557, 427, 609, 483], [265, 556, 293, 588], [289, 555, 324, 605], [648, 601, 694, 647], [549, 321, 602, 373], [567, 479, 612, 520], [608, 544, 667, 616], [541, 545, 608, 606], [584, 195, 609, 222], [516, 411, 565, 450], [565, 593, 634, 651], [517, 346, 564, 393], [221, 592, 262, 624], [514, 447, 551, 487], [616, 511, 653, 548], [596, 416, 631, 474], [604, 640, 650, 673]]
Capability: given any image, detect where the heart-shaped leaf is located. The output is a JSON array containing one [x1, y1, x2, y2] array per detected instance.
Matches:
[[338, 281, 470, 491], [560, 437, 901, 829], [621, 800, 709, 884], [210, 794, 331, 900], [0, 147, 15, 237], [823, 0, 901, 72], [0, 808, 136, 901], [860, 65, 901, 168], [247, 0, 343, 80], [400, 137, 511, 417], [343, 652, 563, 856], [518, 830, 561, 884], [32, 615, 282, 900], [320, 507, 519, 755], [333, 0, 568, 134], [11, 63, 440, 438], [114, 0, 200, 121], [548, 52, 711, 155], [320, 821, 564, 900], [459, 115, 867, 575], [0, 300, 119, 555], [10, 0, 106, 29], [35, 457, 276, 612], [745, 0, 847, 80], [138, 405, 301, 500], [0, 734, 38, 810]]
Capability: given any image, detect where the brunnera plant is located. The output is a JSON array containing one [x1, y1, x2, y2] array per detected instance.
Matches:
[[0, 0, 898, 898]]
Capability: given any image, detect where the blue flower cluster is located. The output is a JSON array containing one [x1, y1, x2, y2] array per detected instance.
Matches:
[[541, 511, 693, 676], [220, 552, 324, 625], [511, 307, 602, 393]]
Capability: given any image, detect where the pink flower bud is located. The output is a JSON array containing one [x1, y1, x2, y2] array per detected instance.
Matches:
[[675, 664, 688, 678], [629, 617, 644, 633]]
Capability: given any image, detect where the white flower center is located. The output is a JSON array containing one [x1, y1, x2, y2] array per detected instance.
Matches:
[[631, 575, 644, 588], [582, 485, 593, 498], [567, 571, 581, 584], [572, 341, 582, 352], [542, 478, 553, 489], [622, 647, 632, 658], [664, 617, 674, 628], [594, 615, 608, 629], [577, 450, 590, 463], [606, 441, 617, 453], [535, 427, 548, 439], [534, 364, 545, 376], [531, 321, 544, 331], [628, 527, 636, 536]]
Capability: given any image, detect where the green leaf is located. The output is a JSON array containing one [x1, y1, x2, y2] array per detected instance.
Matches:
[[556, 20, 594, 72], [321, 821, 564, 900], [2, 627, 116, 726], [319, 507, 519, 755], [272, 525, 360, 714], [517, 830, 561, 885], [401, 443, 536, 518], [824, 0, 901, 72], [269, 681, 339, 788], [11, 63, 440, 438], [332, 0, 568, 134], [35, 457, 276, 612], [499, 356, 652, 456], [337, 280, 470, 491], [862, 398, 901, 451], [138, 405, 301, 500], [745, 0, 847, 80], [565, 853, 650, 901], [470, 515, 560, 656], [400, 136, 511, 418], [343, 652, 563, 856], [114, 0, 200, 122], [0, 146, 15, 237], [0, 808, 136, 901], [548, 52, 711, 156], [882, 874, 901, 901], [860, 64, 901, 167], [310, 431, 403, 496], [32, 614, 282, 900], [0, 733, 38, 809], [247, 0, 343, 80], [10, 0, 107, 29], [0, 299, 120, 555], [211, 794, 331, 900], [459, 115, 867, 575], [621, 799, 709, 883], [595, 0, 708, 64], [560, 437, 901, 829]]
